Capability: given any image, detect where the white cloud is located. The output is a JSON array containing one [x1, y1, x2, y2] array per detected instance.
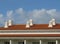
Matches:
[[29, 9, 46, 18], [0, 14, 3, 18], [46, 9, 57, 17], [46, 9, 60, 23], [28, 9, 50, 23], [0, 8, 60, 26], [15, 8, 25, 15], [12, 8, 27, 24], [0, 14, 5, 26], [28, 9, 60, 23], [7, 10, 13, 19]]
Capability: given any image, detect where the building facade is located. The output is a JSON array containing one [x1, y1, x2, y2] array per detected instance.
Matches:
[[0, 23, 60, 44]]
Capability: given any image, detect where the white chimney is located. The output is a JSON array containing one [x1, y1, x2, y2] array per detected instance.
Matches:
[[48, 21, 53, 27], [4, 21, 8, 28], [26, 21, 30, 28], [52, 19, 56, 25], [8, 20, 12, 26], [29, 19, 33, 26]]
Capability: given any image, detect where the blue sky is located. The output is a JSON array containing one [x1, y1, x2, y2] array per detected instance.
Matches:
[[0, 0, 60, 11], [0, 0, 60, 26]]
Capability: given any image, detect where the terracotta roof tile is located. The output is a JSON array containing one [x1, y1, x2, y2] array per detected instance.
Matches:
[[0, 24, 60, 30]]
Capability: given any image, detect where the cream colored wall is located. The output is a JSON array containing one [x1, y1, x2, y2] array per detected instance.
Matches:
[[58, 40, 60, 44], [26, 39, 39, 44], [0, 39, 60, 44], [12, 40, 24, 44], [0, 40, 4, 44], [0, 39, 24, 44], [42, 39, 56, 44], [0, 40, 9, 44]]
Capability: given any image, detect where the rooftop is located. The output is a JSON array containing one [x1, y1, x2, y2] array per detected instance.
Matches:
[[0, 24, 60, 30]]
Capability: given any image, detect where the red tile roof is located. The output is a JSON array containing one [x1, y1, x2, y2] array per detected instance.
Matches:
[[0, 34, 60, 37], [0, 24, 60, 30]]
